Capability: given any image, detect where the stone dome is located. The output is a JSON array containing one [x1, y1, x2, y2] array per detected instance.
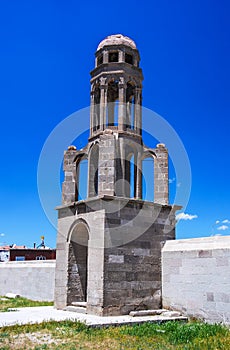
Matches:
[[97, 34, 137, 51]]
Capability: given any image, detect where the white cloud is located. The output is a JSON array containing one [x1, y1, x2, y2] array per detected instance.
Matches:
[[0, 233, 5, 237], [176, 213, 198, 221], [222, 219, 230, 224], [215, 220, 220, 224], [217, 225, 229, 231]]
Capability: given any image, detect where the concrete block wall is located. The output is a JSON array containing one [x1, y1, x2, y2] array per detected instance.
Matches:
[[162, 236, 230, 324], [0, 260, 55, 301]]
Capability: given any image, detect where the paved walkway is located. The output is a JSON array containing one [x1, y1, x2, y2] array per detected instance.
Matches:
[[0, 306, 187, 328]]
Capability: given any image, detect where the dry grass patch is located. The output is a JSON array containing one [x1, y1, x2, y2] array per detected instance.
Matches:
[[0, 296, 53, 312], [0, 320, 230, 349]]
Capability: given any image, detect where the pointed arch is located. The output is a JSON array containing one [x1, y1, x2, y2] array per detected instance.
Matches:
[[88, 143, 99, 197], [67, 219, 90, 304], [142, 151, 155, 201]]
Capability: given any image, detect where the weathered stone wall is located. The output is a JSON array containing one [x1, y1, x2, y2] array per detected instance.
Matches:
[[0, 260, 55, 301], [103, 201, 175, 315], [162, 236, 230, 324]]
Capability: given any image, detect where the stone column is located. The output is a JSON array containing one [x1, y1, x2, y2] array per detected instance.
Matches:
[[118, 78, 126, 131], [62, 146, 77, 205], [100, 79, 107, 130], [154, 143, 169, 205], [103, 50, 109, 64], [119, 49, 125, 62], [135, 88, 142, 135]]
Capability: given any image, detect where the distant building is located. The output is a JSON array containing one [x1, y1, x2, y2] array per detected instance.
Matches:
[[0, 246, 10, 262], [9, 248, 56, 261], [0, 238, 56, 262]]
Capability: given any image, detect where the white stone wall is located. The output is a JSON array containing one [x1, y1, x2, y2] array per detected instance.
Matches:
[[162, 236, 230, 324], [0, 260, 56, 301]]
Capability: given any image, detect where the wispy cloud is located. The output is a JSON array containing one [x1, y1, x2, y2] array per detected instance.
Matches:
[[169, 178, 181, 187], [215, 220, 220, 224], [0, 233, 5, 237], [176, 213, 198, 221], [169, 177, 175, 184], [222, 219, 230, 224], [217, 225, 229, 231]]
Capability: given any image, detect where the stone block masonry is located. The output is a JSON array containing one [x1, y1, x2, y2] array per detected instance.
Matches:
[[162, 236, 230, 324]]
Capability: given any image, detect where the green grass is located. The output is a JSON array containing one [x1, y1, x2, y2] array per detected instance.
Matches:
[[0, 320, 229, 349], [0, 296, 53, 312]]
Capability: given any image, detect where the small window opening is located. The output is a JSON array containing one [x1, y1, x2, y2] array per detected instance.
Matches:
[[97, 55, 103, 66], [36, 256, 46, 260], [15, 256, 25, 261], [109, 52, 119, 62], [125, 53, 133, 65]]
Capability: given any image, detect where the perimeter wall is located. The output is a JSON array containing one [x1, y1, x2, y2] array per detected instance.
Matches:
[[0, 260, 55, 301], [162, 236, 230, 324], [0, 236, 230, 325]]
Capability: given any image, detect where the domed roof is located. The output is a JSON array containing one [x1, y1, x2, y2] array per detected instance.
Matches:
[[97, 34, 136, 51]]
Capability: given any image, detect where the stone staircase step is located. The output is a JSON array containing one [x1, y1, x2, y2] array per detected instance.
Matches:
[[64, 305, 86, 314], [129, 309, 168, 317], [71, 301, 87, 308]]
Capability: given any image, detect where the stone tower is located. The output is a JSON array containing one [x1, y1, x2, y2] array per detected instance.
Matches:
[[54, 34, 178, 316]]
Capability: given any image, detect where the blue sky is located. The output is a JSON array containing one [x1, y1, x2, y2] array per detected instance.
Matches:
[[0, 0, 230, 247]]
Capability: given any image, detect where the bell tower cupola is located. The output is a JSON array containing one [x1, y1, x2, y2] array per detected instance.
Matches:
[[89, 34, 143, 138]]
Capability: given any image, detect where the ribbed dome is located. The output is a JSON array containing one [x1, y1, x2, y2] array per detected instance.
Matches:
[[97, 34, 136, 51]]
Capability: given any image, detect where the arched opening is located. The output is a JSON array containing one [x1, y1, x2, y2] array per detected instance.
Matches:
[[107, 80, 119, 126], [142, 155, 154, 201], [67, 222, 89, 305], [125, 53, 133, 65], [88, 144, 99, 197], [93, 84, 100, 131], [97, 54, 103, 66], [76, 156, 88, 201], [125, 148, 136, 198], [109, 51, 118, 62], [126, 82, 135, 129]]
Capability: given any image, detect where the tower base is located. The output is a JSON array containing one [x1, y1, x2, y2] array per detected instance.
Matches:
[[54, 196, 177, 316]]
